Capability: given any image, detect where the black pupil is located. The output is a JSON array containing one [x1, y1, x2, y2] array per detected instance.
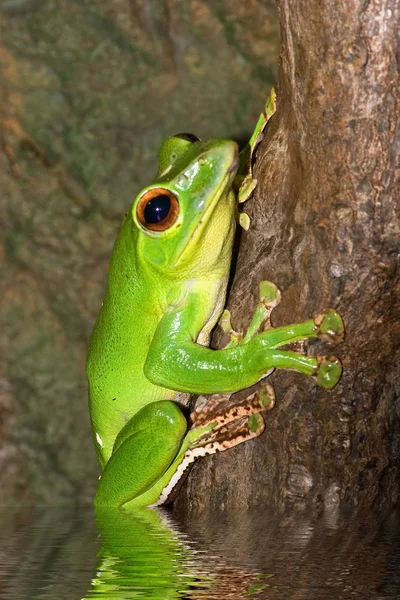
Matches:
[[144, 194, 171, 224]]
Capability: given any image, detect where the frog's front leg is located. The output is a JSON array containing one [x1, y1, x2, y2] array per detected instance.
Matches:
[[144, 292, 344, 395]]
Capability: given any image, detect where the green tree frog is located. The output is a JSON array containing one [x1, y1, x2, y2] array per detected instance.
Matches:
[[86, 100, 344, 509]]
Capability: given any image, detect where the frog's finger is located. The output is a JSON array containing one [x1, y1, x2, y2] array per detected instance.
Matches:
[[252, 350, 342, 390], [259, 280, 281, 307], [257, 382, 276, 411], [242, 302, 270, 343], [256, 309, 344, 349], [248, 87, 276, 153], [239, 212, 251, 230], [238, 175, 257, 204], [242, 282, 282, 343]]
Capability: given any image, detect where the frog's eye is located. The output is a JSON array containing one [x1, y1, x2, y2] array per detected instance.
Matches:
[[136, 188, 179, 232], [173, 133, 201, 143]]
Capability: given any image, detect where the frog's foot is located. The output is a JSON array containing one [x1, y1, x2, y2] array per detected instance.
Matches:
[[191, 382, 275, 428], [253, 304, 344, 390], [188, 383, 275, 453], [157, 409, 267, 506], [234, 88, 277, 228], [154, 387, 274, 505], [236, 87, 277, 184], [226, 280, 344, 350], [192, 411, 265, 454]]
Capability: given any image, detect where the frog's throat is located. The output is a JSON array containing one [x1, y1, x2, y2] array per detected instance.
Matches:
[[172, 171, 236, 268]]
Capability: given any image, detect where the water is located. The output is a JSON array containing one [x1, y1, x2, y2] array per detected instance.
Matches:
[[1, 506, 399, 599]]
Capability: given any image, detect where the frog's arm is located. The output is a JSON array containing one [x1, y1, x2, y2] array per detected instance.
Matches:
[[144, 293, 343, 394]]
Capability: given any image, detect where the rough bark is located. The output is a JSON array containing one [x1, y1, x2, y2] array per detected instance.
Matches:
[[176, 0, 400, 516]]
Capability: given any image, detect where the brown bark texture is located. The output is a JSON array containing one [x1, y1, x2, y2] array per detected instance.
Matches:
[[176, 0, 400, 516]]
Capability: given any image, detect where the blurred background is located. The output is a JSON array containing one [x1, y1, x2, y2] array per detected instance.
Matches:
[[0, 0, 279, 506]]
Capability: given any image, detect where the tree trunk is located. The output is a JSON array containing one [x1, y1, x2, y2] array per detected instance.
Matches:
[[175, 0, 400, 516]]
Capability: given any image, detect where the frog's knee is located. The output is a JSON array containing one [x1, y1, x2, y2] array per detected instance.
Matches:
[[113, 400, 187, 454], [143, 400, 188, 435]]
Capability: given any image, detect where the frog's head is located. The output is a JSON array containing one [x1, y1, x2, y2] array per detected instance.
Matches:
[[131, 134, 239, 276]]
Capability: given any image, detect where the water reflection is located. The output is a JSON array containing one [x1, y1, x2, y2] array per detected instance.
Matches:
[[0, 506, 399, 599], [84, 507, 270, 598], [0, 507, 97, 599]]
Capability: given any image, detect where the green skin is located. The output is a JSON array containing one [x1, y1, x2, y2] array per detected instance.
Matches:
[[83, 507, 193, 599], [86, 119, 344, 509]]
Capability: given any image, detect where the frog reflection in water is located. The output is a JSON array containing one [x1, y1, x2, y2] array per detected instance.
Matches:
[[82, 507, 272, 599], [86, 92, 344, 509]]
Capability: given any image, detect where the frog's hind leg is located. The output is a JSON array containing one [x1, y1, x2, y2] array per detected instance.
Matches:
[[190, 383, 275, 451], [150, 384, 275, 507], [95, 400, 188, 508]]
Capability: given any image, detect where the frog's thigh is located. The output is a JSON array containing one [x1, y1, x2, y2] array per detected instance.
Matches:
[[95, 400, 187, 508]]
